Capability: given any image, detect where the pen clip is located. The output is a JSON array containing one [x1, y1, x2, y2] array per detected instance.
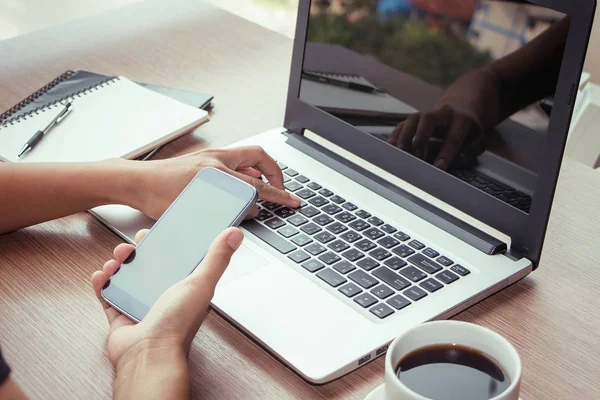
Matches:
[[56, 107, 72, 124]]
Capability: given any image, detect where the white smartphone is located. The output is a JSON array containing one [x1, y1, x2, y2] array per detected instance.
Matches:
[[101, 167, 258, 322]]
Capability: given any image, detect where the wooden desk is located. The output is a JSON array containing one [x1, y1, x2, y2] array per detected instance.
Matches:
[[1, 1, 599, 399]]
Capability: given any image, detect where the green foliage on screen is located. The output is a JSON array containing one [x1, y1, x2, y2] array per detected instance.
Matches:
[[307, 12, 493, 88]]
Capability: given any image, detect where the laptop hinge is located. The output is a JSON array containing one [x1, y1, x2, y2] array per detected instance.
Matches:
[[283, 131, 507, 255]]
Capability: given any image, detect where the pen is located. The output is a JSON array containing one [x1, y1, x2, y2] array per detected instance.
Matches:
[[302, 71, 386, 94], [18, 101, 73, 158]]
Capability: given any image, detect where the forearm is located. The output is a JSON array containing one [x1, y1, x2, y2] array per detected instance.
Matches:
[[0, 378, 28, 400], [0, 159, 145, 234], [114, 347, 190, 400]]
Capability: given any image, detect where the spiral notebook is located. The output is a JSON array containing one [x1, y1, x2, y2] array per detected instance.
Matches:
[[0, 74, 209, 163]]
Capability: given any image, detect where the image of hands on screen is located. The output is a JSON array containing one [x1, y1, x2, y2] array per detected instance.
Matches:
[[301, 0, 570, 213]]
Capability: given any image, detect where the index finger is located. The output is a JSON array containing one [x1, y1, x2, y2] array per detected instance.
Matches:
[[217, 146, 284, 189], [434, 117, 471, 170]]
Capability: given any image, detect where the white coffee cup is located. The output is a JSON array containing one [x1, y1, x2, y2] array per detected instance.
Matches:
[[372, 321, 522, 400]]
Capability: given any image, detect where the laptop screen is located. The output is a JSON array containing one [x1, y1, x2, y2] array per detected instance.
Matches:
[[300, 0, 570, 215]]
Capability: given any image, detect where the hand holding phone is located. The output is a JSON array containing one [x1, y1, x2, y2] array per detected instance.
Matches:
[[101, 167, 257, 322]]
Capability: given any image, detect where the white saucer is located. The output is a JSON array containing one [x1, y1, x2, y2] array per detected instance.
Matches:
[[364, 384, 385, 400]]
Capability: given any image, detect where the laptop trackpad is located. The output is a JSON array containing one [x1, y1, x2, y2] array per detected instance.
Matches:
[[217, 243, 268, 287]]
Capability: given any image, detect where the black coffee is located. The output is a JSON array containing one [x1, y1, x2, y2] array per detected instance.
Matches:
[[395, 344, 510, 400]]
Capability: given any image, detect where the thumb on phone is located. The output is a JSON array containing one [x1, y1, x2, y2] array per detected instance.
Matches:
[[185, 227, 244, 296]]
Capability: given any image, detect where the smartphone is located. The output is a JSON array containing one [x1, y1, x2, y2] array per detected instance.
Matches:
[[101, 167, 257, 322]]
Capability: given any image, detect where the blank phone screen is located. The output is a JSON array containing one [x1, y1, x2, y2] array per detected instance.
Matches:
[[103, 174, 251, 320]]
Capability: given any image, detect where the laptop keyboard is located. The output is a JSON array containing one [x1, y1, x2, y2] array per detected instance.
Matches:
[[241, 162, 471, 320], [452, 169, 532, 213]]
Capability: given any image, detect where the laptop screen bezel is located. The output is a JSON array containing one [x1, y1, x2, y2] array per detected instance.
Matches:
[[283, 0, 595, 268]]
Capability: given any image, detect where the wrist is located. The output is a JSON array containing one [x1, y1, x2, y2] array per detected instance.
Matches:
[[114, 341, 189, 400], [100, 158, 148, 210]]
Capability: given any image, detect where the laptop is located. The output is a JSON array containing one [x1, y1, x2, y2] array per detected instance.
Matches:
[[92, 0, 595, 384]]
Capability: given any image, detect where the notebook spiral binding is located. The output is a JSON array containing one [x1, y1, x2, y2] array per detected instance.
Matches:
[[0, 71, 119, 129]]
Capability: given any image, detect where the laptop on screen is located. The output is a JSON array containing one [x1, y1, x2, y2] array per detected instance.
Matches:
[[92, 0, 595, 383]]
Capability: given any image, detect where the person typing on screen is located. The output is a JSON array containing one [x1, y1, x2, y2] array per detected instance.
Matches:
[[0, 145, 299, 399], [387, 17, 569, 170]]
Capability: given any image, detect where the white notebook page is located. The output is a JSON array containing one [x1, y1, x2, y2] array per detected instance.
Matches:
[[0, 77, 208, 163]]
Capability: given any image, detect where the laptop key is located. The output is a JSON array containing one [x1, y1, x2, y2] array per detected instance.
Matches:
[[322, 204, 342, 215], [327, 222, 348, 234], [313, 215, 334, 226], [302, 259, 324, 273], [335, 212, 356, 223], [377, 236, 399, 249], [450, 265, 471, 276], [274, 207, 295, 219], [305, 243, 327, 256], [380, 224, 397, 234], [349, 219, 370, 231], [348, 270, 379, 288], [278, 226, 299, 238], [371, 284, 394, 299], [384, 256, 407, 270], [284, 168, 299, 177], [300, 206, 320, 218], [333, 260, 356, 274], [284, 181, 303, 192], [276, 161, 287, 170], [319, 252, 342, 265], [403, 286, 428, 301], [355, 239, 376, 252], [283, 175, 291, 183], [307, 182, 322, 190], [300, 222, 322, 235], [357, 257, 380, 271], [367, 217, 384, 226], [330, 195, 345, 204], [342, 249, 365, 262], [318, 188, 334, 197], [364, 228, 385, 240], [393, 231, 411, 241], [342, 202, 358, 211], [420, 278, 444, 293], [435, 270, 459, 284], [372, 267, 411, 290], [386, 295, 411, 311], [256, 209, 273, 221], [369, 247, 392, 261], [314, 232, 335, 243], [295, 189, 316, 199], [422, 248, 439, 258], [328, 240, 350, 253], [242, 220, 296, 254], [392, 244, 415, 258], [340, 230, 362, 243], [295, 175, 310, 183], [436, 255, 454, 266], [339, 282, 362, 297], [408, 253, 443, 274], [265, 217, 286, 230], [354, 293, 378, 308], [356, 210, 371, 219], [262, 202, 282, 211], [291, 234, 313, 247], [409, 240, 426, 250], [288, 215, 308, 226], [317, 268, 347, 287], [288, 250, 310, 264], [309, 196, 329, 207], [369, 304, 395, 319], [398, 266, 427, 282]]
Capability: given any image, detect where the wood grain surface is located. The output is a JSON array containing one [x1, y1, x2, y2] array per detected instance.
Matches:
[[1, 1, 599, 399]]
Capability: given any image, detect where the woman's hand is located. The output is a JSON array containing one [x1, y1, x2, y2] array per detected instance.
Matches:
[[91, 228, 243, 400], [129, 146, 300, 220]]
